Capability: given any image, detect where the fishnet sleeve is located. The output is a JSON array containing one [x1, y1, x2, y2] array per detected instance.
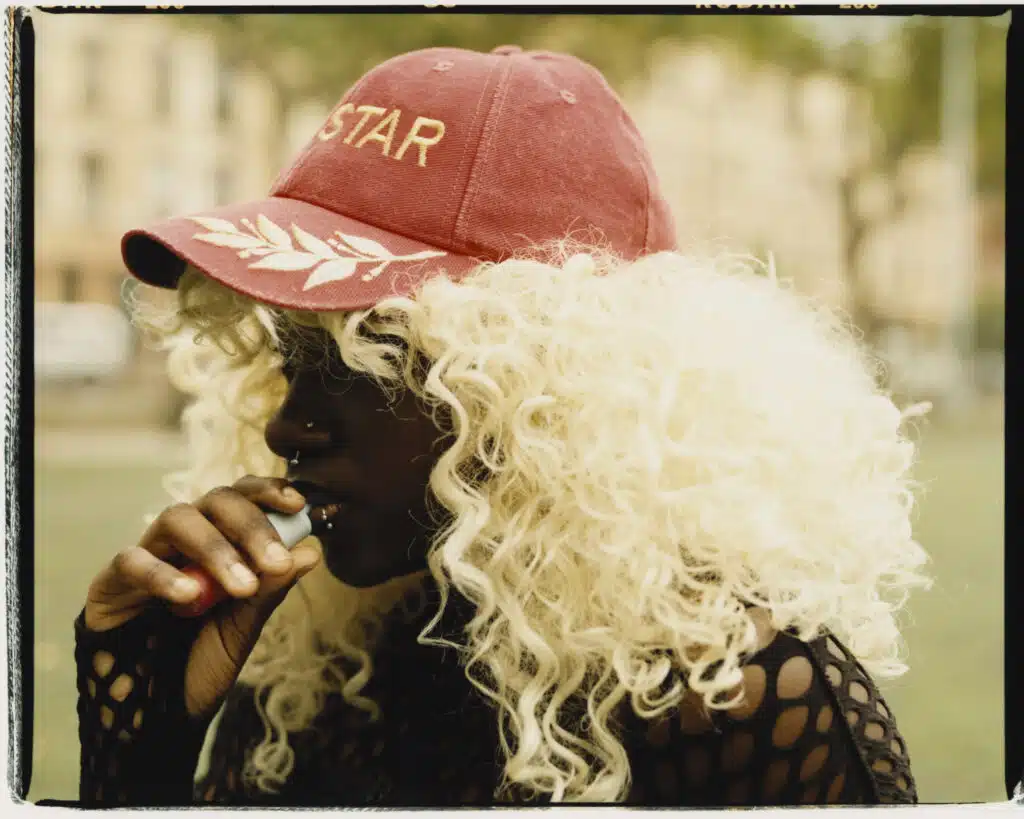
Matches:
[[625, 627, 917, 806], [75, 607, 211, 806]]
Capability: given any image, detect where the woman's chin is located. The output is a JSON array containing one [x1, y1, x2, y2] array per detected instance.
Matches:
[[323, 552, 427, 590]]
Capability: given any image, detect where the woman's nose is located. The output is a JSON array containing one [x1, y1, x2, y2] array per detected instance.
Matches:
[[264, 395, 334, 460]]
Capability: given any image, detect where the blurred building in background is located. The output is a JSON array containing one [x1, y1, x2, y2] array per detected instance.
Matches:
[[33, 12, 294, 425], [33, 13, 284, 306]]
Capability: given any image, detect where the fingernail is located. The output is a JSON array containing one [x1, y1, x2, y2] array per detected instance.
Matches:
[[265, 541, 290, 566], [282, 487, 304, 503], [173, 577, 199, 599], [231, 563, 258, 588]]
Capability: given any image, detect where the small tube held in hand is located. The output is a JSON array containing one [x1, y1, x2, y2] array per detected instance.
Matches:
[[171, 506, 312, 618]]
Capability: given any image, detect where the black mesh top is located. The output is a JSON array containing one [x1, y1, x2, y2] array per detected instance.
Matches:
[[75, 587, 918, 807]]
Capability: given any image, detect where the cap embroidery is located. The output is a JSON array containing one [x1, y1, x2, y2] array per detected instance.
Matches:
[[317, 103, 446, 167], [189, 215, 446, 290]]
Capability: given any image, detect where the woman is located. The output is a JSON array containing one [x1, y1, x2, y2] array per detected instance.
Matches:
[[76, 45, 929, 806]]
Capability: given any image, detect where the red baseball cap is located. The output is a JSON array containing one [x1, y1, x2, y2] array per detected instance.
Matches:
[[122, 45, 677, 311]]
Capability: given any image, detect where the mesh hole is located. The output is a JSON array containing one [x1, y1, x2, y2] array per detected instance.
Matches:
[[776, 656, 813, 700], [100, 706, 114, 729], [771, 705, 808, 749], [799, 745, 830, 781], [92, 651, 114, 678], [824, 664, 842, 687], [826, 772, 846, 801], [849, 681, 870, 703], [109, 673, 134, 702], [815, 705, 833, 732], [864, 720, 886, 741], [872, 758, 894, 774]]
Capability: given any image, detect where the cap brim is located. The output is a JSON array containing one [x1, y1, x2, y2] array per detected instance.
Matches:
[[121, 196, 480, 311]]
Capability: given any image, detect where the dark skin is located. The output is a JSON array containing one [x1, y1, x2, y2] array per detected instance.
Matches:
[[267, 324, 445, 588], [84, 323, 443, 717]]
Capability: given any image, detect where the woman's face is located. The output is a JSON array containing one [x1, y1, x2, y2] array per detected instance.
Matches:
[[263, 323, 444, 588]]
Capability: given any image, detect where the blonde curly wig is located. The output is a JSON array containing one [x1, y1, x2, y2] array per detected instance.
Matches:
[[133, 246, 930, 803]]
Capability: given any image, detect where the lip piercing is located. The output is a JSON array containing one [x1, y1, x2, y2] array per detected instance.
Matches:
[[290, 451, 301, 466], [306, 422, 314, 429]]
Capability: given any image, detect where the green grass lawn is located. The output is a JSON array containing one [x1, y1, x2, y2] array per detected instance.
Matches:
[[26, 419, 1005, 804]]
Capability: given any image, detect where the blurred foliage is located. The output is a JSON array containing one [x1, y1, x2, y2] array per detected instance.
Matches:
[[834, 14, 1007, 194], [187, 13, 826, 102], [973, 290, 1005, 351]]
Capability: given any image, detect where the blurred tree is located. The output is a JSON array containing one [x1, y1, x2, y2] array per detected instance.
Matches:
[[187, 13, 827, 106], [829, 14, 1007, 345]]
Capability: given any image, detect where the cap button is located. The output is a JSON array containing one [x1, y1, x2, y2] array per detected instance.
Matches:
[[492, 45, 523, 56]]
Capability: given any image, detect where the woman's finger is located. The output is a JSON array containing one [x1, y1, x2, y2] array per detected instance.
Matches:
[[196, 486, 295, 576], [231, 475, 307, 513], [110, 546, 202, 604], [155, 503, 260, 599], [219, 545, 322, 653]]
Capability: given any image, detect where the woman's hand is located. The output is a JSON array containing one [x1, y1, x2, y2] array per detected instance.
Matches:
[[84, 476, 321, 718]]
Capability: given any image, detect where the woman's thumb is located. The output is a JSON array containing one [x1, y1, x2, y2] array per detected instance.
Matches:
[[252, 544, 321, 610]]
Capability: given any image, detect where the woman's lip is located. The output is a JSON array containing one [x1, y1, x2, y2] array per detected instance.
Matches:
[[308, 502, 345, 535], [287, 478, 351, 507]]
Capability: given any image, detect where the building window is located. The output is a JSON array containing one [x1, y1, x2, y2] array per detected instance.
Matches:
[[154, 46, 173, 118], [215, 62, 234, 124], [60, 264, 82, 303], [82, 38, 102, 112], [82, 152, 105, 222]]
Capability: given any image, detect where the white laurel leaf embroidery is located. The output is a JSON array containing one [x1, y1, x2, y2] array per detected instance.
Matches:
[[403, 249, 447, 261], [257, 215, 294, 250], [187, 215, 449, 291], [291, 224, 338, 258], [303, 259, 358, 290], [190, 216, 244, 234], [336, 234, 394, 259], [193, 232, 267, 250], [360, 262, 389, 283], [250, 252, 322, 271]]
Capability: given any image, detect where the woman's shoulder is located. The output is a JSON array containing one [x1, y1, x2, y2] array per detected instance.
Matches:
[[621, 610, 917, 806]]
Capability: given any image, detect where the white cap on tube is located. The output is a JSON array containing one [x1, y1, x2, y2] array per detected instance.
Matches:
[[265, 505, 313, 548]]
